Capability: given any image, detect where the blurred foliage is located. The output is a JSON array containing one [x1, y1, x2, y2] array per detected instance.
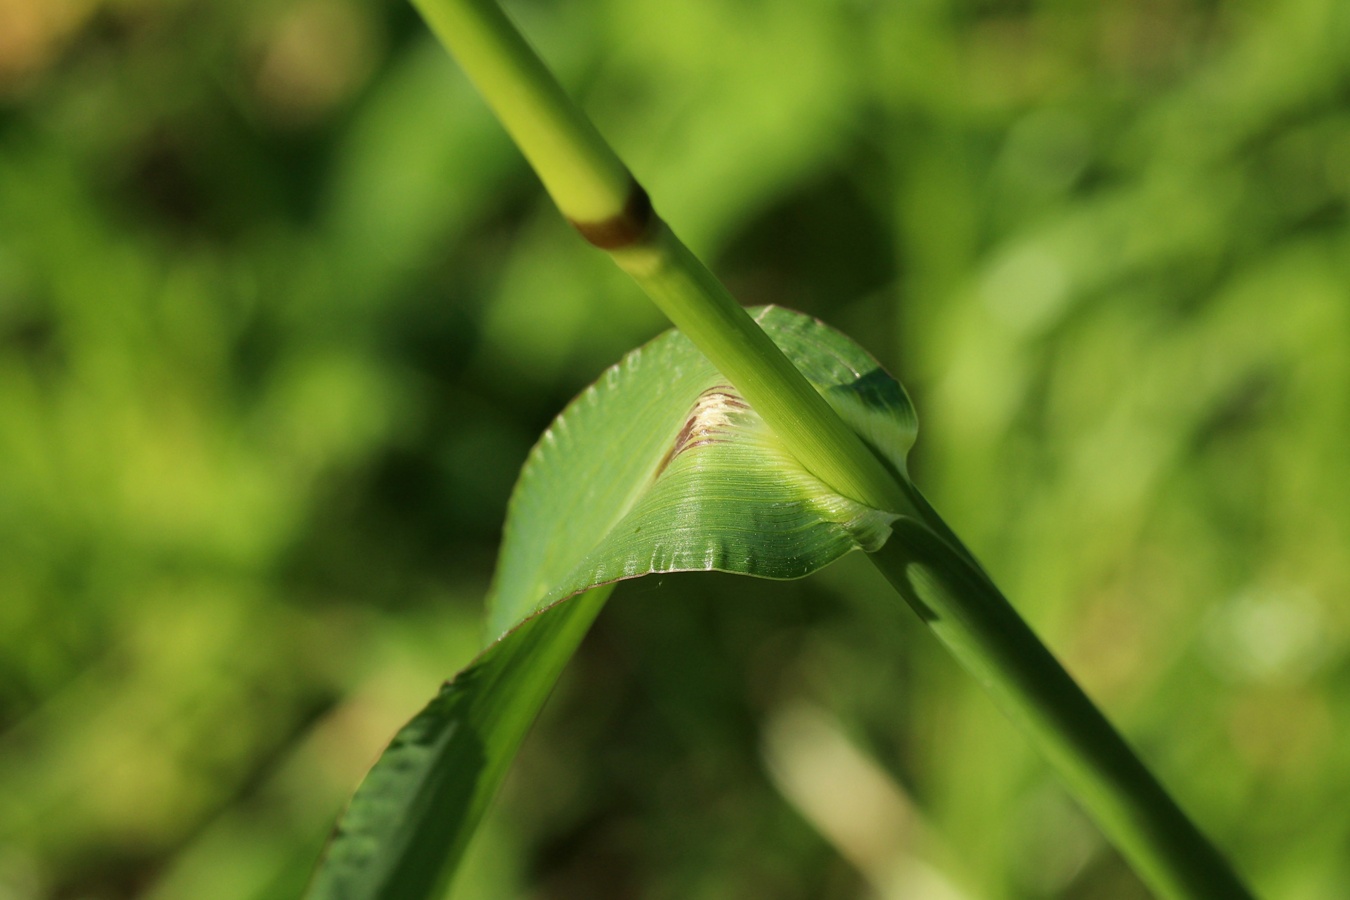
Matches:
[[0, 0, 1347, 898]]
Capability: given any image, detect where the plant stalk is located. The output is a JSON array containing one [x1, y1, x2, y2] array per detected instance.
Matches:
[[412, 0, 1256, 896], [608, 225, 910, 515], [877, 490, 1253, 899], [410, 0, 907, 516]]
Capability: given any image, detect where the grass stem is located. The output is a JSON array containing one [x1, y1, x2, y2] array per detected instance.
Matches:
[[413, 0, 907, 515], [411, 0, 1257, 895], [875, 499, 1254, 899]]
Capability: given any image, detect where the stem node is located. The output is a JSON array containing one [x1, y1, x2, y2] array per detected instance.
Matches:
[[568, 180, 659, 250]]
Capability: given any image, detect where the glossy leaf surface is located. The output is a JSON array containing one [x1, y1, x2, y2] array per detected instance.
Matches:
[[308, 306, 916, 899]]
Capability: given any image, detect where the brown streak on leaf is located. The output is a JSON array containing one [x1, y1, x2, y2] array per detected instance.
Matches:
[[652, 385, 749, 480]]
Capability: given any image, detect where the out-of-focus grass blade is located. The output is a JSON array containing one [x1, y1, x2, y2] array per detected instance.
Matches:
[[306, 587, 608, 900], [308, 306, 917, 899]]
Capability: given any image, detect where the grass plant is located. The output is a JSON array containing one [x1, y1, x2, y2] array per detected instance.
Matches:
[[309, 1, 1260, 898]]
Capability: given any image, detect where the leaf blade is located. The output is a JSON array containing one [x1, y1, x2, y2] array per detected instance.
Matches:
[[489, 305, 916, 637], [306, 586, 610, 900], [309, 306, 917, 899]]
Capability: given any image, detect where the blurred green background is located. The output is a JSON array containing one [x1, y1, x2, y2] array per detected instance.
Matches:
[[2, 0, 1348, 897]]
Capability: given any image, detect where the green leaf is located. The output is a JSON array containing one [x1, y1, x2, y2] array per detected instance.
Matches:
[[489, 305, 916, 638], [307, 586, 609, 900], [307, 306, 916, 899]]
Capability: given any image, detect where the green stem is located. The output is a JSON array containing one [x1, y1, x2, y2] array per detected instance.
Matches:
[[411, 0, 1255, 896], [875, 500, 1253, 900], [609, 225, 909, 514], [411, 0, 907, 516], [410, 0, 630, 222]]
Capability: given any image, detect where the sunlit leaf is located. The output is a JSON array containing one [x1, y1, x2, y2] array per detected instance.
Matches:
[[489, 304, 915, 636], [308, 306, 916, 899]]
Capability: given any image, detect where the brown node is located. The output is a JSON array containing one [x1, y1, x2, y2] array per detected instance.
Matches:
[[568, 181, 658, 250]]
